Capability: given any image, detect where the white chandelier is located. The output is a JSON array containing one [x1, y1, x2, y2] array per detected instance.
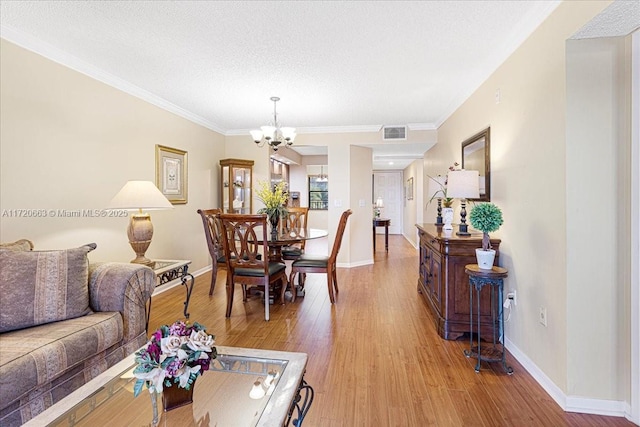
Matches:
[[250, 97, 296, 151]]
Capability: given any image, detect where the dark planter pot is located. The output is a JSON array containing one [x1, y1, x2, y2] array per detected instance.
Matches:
[[162, 383, 195, 411]]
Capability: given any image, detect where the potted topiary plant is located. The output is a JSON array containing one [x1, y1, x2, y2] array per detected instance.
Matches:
[[469, 202, 503, 269]]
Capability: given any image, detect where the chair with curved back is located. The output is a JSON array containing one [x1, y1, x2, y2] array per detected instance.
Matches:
[[288, 209, 352, 304], [281, 206, 309, 261], [219, 214, 288, 321], [197, 208, 225, 295]]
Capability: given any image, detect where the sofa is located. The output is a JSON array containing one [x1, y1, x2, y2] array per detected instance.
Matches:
[[0, 239, 156, 426]]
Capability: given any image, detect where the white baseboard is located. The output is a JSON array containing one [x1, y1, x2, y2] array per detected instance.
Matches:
[[505, 338, 632, 421], [402, 232, 419, 249], [338, 259, 374, 268]]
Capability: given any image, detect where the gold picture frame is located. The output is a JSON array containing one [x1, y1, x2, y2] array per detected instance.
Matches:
[[407, 177, 414, 200], [155, 144, 187, 204]]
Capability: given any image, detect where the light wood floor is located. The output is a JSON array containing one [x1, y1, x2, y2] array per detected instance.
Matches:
[[148, 235, 634, 426]]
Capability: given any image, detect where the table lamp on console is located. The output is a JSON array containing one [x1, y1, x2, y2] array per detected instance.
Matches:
[[446, 170, 479, 236], [374, 197, 384, 218], [107, 180, 173, 268]]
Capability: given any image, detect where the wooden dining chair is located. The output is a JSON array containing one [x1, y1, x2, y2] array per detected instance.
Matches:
[[288, 209, 352, 304], [197, 208, 225, 295], [219, 214, 288, 321], [281, 206, 309, 261]]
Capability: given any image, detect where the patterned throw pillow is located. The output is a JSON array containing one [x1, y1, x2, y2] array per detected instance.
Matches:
[[0, 243, 96, 333], [0, 239, 34, 251]]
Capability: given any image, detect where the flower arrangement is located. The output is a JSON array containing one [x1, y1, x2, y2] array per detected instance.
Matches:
[[469, 202, 503, 251], [428, 162, 460, 208], [132, 320, 217, 396], [256, 180, 289, 220]]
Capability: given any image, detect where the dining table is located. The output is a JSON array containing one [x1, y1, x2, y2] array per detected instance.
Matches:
[[266, 227, 328, 262]]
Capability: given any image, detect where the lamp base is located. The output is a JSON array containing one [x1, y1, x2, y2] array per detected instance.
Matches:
[[127, 213, 155, 268], [456, 223, 471, 236]]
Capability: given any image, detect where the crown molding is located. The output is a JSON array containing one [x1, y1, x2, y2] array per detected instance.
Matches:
[[407, 123, 437, 131], [0, 25, 227, 135], [227, 123, 437, 136]]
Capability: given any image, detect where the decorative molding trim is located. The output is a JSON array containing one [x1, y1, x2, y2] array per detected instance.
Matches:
[[229, 123, 437, 136], [407, 123, 437, 131], [227, 125, 383, 136], [505, 338, 630, 419], [0, 25, 226, 135]]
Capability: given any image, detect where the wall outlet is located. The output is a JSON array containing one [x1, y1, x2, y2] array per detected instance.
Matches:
[[507, 290, 517, 306], [539, 307, 548, 327]]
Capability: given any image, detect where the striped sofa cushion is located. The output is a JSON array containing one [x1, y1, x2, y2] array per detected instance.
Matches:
[[0, 311, 123, 412]]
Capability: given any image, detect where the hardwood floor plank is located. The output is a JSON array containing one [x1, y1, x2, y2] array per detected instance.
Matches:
[[146, 235, 634, 426]]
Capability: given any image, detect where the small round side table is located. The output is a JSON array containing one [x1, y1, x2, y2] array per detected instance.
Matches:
[[463, 264, 513, 374]]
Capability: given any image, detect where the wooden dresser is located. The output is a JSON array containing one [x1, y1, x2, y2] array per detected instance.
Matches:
[[416, 223, 501, 340]]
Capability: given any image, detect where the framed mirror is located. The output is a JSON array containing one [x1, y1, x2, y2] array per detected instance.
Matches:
[[461, 127, 490, 201]]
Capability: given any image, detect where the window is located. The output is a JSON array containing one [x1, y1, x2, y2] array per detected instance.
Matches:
[[308, 175, 328, 210]]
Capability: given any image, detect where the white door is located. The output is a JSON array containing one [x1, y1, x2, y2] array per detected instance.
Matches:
[[373, 172, 402, 234]]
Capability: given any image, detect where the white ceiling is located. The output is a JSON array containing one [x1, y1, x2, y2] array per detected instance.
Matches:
[[0, 1, 561, 170]]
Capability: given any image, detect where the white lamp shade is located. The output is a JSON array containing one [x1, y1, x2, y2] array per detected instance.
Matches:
[[375, 197, 384, 208], [107, 180, 173, 211], [261, 126, 276, 140], [446, 170, 480, 199], [428, 176, 446, 199], [280, 127, 296, 141], [250, 129, 264, 142]]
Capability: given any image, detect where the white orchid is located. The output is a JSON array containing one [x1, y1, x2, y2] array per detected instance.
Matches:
[[134, 367, 167, 394], [176, 365, 202, 388]]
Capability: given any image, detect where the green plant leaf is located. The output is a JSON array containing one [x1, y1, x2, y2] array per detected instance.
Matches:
[[469, 203, 503, 234]]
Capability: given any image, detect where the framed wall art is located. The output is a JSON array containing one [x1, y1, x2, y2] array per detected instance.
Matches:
[[155, 144, 188, 204], [406, 177, 414, 200]]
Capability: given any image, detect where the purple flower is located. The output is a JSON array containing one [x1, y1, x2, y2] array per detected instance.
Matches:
[[147, 342, 161, 362], [165, 358, 184, 377], [194, 357, 210, 372], [169, 321, 187, 336]]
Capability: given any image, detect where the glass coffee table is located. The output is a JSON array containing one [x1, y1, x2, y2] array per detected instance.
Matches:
[[23, 346, 313, 427]]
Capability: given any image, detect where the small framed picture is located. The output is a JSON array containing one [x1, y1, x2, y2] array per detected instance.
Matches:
[[407, 177, 414, 200], [156, 144, 187, 204]]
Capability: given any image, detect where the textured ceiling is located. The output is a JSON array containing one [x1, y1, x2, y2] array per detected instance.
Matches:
[[1, 0, 562, 169], [571, 0, 639, 39]]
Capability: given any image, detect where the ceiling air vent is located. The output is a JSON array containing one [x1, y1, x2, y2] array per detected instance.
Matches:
[[383, 126, 407, 141]]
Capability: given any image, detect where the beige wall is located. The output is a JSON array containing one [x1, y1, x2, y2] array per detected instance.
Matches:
[[426, 0, 635, 406], [566, 35, 632, 401], [0, 39, 225, 271]]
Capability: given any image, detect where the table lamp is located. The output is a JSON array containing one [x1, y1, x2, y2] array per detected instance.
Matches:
[[446, 170, 479, 236], [374, 197, 384, 218], [107, 180, 173, 267], [428, 176, 446, 225]]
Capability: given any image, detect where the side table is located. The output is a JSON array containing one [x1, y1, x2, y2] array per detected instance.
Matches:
[[146, 260, 195, 329], [373, 218, 390, 252], [463, 264, 513, 374]]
